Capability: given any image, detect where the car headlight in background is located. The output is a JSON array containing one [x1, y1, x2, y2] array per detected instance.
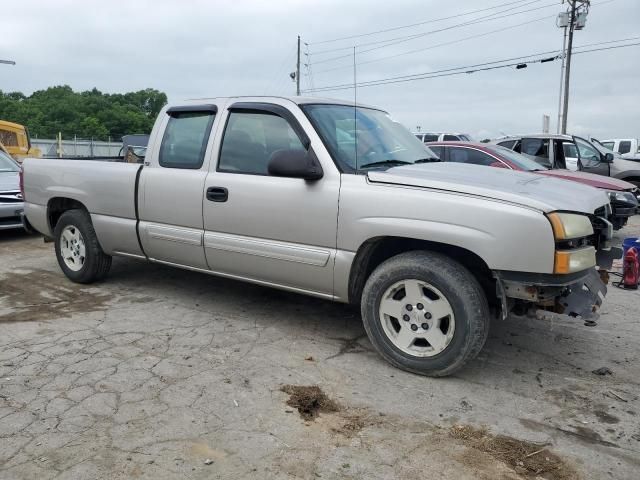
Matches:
[[547, 212, 594, 240], [607, 190, 639, 206]]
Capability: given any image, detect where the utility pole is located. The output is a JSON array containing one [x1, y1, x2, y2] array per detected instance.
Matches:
[[557, 0, 590, 134], [560, 1, 577, 134], [556, 24, 568, 133], [296, 35, 301, 96]]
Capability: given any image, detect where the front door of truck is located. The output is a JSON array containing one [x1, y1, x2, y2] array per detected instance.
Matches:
[[138, 105, 218, 268], [574, 136, 610, 177], [201, 102, 340, 297]]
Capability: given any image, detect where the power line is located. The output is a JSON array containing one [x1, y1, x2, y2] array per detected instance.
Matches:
[[306, 49, 561, 92], [303, 41, 640, 94], [308, 0, 543, 45], [312, 14, 556, 75], [310, 0, 556, 60], [263, 46, 297, 95]]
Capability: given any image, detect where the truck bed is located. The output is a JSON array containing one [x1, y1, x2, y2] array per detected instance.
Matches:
[[22, 157, 142, 237]]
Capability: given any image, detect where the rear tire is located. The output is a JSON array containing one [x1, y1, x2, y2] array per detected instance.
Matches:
[[54, 209, 111, 284], [361, 250, 490, 377]]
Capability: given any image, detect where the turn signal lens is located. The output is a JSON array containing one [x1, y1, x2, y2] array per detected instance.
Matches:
[[554, 247, 596, 274]]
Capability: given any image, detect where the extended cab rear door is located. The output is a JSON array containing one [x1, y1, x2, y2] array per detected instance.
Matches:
[[137, 104, 219, 268], [201, 100, 340, 297]]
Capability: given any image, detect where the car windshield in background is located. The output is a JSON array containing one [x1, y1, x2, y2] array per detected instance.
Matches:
[[0, 151, 19, 172], [485, 145, 548, 171], [588, 137, 620, 157], [302, 104, 437, 172]]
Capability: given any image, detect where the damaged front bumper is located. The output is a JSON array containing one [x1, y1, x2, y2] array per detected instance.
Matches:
[[495, 269, 607, 322]]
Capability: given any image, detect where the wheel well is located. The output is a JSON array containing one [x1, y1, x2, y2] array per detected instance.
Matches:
[[47, 197, 88, 232], [348, 236, 496, 306]]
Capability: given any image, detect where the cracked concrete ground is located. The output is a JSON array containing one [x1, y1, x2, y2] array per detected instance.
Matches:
[[1, 219, 639, 479]]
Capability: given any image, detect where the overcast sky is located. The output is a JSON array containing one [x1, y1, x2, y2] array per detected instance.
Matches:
[[2, 0, 639, 139]]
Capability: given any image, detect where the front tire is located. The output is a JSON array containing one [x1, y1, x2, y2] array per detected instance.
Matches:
[[361, 251, 490, 377], [54, 209, 112, 284]]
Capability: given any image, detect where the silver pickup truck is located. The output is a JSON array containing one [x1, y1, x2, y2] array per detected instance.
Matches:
[[22, 96, 610, 376]]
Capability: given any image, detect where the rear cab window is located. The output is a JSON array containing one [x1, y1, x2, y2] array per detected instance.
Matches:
[[619, 141, 631, 155], [520, 138, 551, 167], [428, 146, 444, 159], [159, 106, 216, 169], [497, 140, 516, 150], [448, 147, 496, 166]]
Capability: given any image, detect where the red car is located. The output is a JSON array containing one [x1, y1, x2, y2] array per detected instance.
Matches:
[[426, 141, 638, 230]]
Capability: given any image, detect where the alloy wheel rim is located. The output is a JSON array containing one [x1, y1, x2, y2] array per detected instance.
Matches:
[[60, 225, 86, 272], [378, 279, 455, 357]]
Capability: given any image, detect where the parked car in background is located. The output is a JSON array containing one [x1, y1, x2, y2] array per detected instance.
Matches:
[[414, 132, 473, 143], [493, 134, 640, 192], [427, 141, 635, 234], [600, 138, 640, 161], [22, 96, 609, 377], [0, 150, 25, 231], [119, 134, 149, 164]]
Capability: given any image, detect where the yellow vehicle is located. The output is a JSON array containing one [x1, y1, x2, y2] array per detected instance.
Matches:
[[0, 120, 41, 162]]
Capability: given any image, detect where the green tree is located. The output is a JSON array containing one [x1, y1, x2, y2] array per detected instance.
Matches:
[[0, 85, 167, 141]]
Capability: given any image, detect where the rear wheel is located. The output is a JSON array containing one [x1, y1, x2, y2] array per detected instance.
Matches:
[[361, 251, 490, 377], [54, 209, 111, 283]]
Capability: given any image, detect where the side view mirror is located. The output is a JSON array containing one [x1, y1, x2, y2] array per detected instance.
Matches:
[[603, 152, 614, 163], [268, 148, 323, 181]]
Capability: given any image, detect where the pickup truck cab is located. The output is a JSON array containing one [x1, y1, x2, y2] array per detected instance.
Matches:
[[600, 138, 640, 161], [22, 96, 609, 377]]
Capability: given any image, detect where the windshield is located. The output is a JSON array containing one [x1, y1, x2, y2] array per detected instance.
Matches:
[[302, 104, 437, 172], [587, 137, 620, 157], [0, 151, 19, 172], [485, 145, 548, 171]]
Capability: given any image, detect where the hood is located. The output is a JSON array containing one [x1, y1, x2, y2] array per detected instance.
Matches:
[[367, 162, 609, 214], [538, 169, 634, 191], [0, 171, 20, 193]]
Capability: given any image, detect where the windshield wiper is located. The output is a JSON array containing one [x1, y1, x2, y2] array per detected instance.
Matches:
[[359, 159, 412, 169], [413, 158, 439, 163]]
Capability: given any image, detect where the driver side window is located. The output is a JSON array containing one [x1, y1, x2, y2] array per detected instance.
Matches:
[[575, 138, 601, 167], [218, 111, 305, 175]]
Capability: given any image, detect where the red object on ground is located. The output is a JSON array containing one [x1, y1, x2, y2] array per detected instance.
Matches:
[[623, 247, 639, 289]]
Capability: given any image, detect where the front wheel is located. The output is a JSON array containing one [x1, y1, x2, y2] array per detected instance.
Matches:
[[361, 251, 490, 377], [54, 209, 112, 284]]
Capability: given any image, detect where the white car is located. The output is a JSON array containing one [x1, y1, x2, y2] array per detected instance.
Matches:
[[414, 132, 473, 143]]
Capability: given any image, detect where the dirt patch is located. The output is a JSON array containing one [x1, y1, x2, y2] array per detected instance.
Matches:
[[0, 269, 113, 322], [450, 424, 578, 480], [594, 410, 620, 424], [281, 385, 339, 421]]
